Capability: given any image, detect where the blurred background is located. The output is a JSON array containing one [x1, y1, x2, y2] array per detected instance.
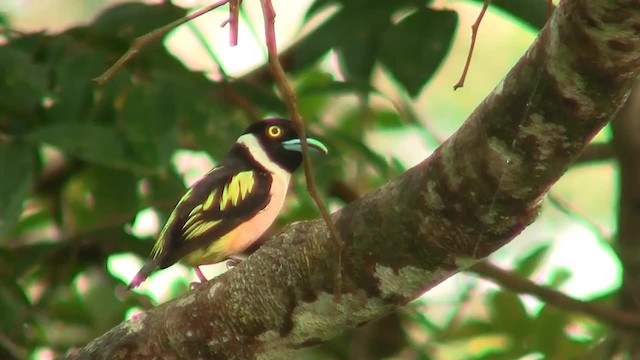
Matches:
[[0, 0, 627, 359]]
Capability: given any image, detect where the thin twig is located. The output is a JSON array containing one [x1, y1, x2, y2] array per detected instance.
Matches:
[[575, 142, 614, 164], [470, 261, 640, 331], [0, 332, 28, 360], [94, 0, 232, 85], [546, 0, 554, 21], [225, 0, 242, 46], [326, 179, 639, 331], [260, 0, 344, 301], [453, 0, 491, 90], [547, 192, 610, 243]]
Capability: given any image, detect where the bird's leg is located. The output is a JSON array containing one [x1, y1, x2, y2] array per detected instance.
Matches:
[[194, 266, 208, 282], [226, 254, 246, 269], [189, 266, 208, 290]]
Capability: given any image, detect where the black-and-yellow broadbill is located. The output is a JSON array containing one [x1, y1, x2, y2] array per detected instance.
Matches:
[[128, 118, 328, 288]]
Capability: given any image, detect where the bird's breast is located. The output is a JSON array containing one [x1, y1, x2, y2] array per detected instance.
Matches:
[[226, 170, 291, 254], [183, 170, 291, 266]]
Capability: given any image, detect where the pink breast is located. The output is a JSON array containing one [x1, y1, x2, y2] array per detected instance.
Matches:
[[226, 173, 290, 254]]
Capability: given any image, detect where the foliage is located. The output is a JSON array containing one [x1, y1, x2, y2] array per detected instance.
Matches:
[[0, 0, 620, 359]]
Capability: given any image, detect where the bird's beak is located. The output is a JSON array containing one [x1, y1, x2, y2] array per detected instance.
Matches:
[[282, 138, 328, 155]]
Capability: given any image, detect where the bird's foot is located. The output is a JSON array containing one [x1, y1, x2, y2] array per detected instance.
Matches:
[[226, 255, 246, 270], [188, 266, 209, 290]]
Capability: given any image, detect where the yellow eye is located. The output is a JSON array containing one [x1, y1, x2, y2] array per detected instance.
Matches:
[[266, 125, 282, 138]]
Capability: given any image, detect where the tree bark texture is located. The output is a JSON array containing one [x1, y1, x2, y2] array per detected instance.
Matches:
[[68, 1, 640, 359]]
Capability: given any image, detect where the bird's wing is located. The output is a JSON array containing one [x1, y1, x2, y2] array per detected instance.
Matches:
[[151, 165, 272, 268]]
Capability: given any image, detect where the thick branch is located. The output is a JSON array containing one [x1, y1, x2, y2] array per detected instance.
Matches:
[[67, 1, 640, 359]]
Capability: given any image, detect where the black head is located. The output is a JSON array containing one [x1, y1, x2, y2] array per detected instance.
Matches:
[[235, 118, 328, 173]]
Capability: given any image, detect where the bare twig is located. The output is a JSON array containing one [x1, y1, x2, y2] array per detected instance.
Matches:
[[453, 0, 491, 90], [470, 261, 640, 331], [575, 142, 614, 164], [94, 0, 233, 85], [223, 0, 242, 46], [547, 192, 610, 243], [260, 0, 344, 301], [0, 332, 27, 360]]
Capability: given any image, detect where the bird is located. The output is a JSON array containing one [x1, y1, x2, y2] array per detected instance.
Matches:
[[128, 118, 328, 289]]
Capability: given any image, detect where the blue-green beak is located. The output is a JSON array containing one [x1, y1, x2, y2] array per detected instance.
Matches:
[[282, 138, 328, 154]]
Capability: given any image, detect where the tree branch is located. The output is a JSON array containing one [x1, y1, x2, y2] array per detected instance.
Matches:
[[575, 142, 614, 164], [93, 0, 233, 84], [469, 262, 640, 331], [260, 0, 344, 301], [611, 80, 640, 354], [66, 1, 640, 358]]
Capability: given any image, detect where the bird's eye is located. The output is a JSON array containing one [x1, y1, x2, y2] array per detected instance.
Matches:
[[266, 125, 282, 138]]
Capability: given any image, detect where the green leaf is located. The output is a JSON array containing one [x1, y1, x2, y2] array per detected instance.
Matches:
[[373, 110, 406, 129], [0, 243, 57, 279], [440, 320, 492, 340], [379, 8, 458, 97], [334, 5, 393, 91], [118, 76, 179, 168], [514, 243, 551, 278], [232, 81, 286, 114], [532, 306, 588, 358], [61, 166, 138, 233], [0, 279, 30, 343], [0, 46, 47, 130], [144, 166, 187, 210], [327, 129, 390, 177], [175, 79, 246, 159], [43, 285, 92, 326], [46, 44, 111, 125], [548, 267, 572, 288], [489, 291, 531, 341], [92, 3, 185, 42], [294, 13, 346, 72], [300, 3, 396, 92], [0, 140, 34, 239], [27, 124, 151, 172], [0, 11, 8, 28], [83, 274, 129, 331], [532, 306, 564, 351]]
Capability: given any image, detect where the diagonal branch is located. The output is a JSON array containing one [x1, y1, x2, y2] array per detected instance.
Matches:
[[575, 142, 614, 164], [469, 262, 640, 331], [93, 0, 234, 84], [66, 1, 640, 358]]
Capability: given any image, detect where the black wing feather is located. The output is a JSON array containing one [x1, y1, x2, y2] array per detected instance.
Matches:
[[154, 164, 272, 268]]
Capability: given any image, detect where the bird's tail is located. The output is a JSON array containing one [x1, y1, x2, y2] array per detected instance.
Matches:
[[127, 258, 161, 289]]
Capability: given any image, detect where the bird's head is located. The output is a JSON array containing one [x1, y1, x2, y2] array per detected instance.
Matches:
[[235, 118, 328, 173]]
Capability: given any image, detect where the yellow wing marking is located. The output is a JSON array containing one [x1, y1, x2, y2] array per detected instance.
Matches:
[[150, 188, 193, 258], [189, 204, 203, 218], [220, 171, 255, 210], [203, 189, 217, 211], [184, 219, 220, 240], [220, 185, 230, 211]]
